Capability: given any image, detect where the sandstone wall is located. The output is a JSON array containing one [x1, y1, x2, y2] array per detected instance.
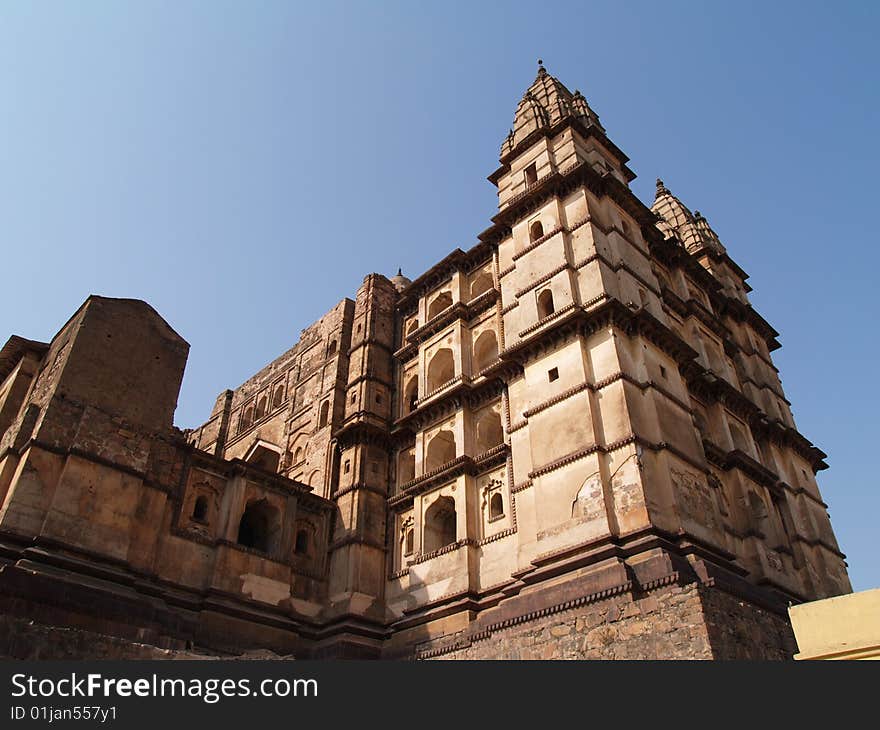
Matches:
[[425, 583, 794, 660]]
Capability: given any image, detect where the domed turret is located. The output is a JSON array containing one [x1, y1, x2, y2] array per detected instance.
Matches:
[[501, 60, 604, 159], [652, 178, 725, 256], [390, 268, 412, 292]]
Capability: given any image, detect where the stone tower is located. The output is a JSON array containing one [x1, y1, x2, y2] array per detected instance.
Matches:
[[382, 63, 850, 658]]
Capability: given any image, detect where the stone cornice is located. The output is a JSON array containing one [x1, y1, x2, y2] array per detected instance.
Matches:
[[394, 290, 499, 359], [387, 446, 509, 509], [392, 375, 507, 434], [333, 419, 392, 450], [345, 373, 394, 391], [215, 539, 327, 580], [331, 481, 387, 501], [527, 435, 640, 480], [328, 534, 386, 553], [395, 243, 495, 306], [502, 298, 699, 369], [511, 225, 565, 262]]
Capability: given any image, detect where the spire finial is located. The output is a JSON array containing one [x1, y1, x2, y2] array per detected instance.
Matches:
[[537, 58, 547, 76], [397, 267, 403, 276], [656, 177, 668, 192]]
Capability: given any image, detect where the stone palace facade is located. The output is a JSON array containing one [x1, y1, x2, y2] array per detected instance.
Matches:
[[0, 65, 850, 659]]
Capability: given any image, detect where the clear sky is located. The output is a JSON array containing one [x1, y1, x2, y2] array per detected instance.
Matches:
[[1, 2, 877, 591]]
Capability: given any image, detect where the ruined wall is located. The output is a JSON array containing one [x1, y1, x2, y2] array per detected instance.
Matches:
[[191, 298, 355, 498], [0, 296, 338, 656]]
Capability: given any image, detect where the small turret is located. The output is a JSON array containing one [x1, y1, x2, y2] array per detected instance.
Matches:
[[652, 178, 726, 256], [500, 60, 605, 160], [390, 268, 412, 292]]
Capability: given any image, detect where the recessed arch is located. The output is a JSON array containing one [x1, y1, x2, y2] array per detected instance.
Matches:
[[470, 271, 494, 300], [529, 219, 544, 242], [730, 420, 751, 454], [473, 330, 499, 373], [398, 447, 415, 485], [427, 348, 455, 393], [476, 410, 503, 452], [294, 522, 314, 557], [295, 530, 309, 555], [403, 374, 419, 414], [537, 289, 555, 319], [425, 429, 456, 471], [428, 291, 453, 319], [489, 492, 504, 520], [272, 384, 285, 408], [255, 395, 268, 420], [192, 495, 209, 522], [424, 496, 457, 552], [319, 400, 330, 428], [237, 499, 281, 555]]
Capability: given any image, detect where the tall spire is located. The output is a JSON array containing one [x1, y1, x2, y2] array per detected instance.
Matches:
[[652, 179, 726, 255], [501, 63, 604, 159]]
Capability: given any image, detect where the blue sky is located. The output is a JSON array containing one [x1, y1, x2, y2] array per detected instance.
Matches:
[[1, 2, 877, 590]]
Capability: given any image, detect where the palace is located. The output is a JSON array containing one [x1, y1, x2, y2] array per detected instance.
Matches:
[[0, 64, 850, 659]]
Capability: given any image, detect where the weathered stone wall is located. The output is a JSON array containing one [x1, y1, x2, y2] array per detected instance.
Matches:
[[427, 583, 793, 660], [700, 585, 797, 660], [0, 616, 208, 660], [0, 615, 298, 660], [430, 583, 713, 660]]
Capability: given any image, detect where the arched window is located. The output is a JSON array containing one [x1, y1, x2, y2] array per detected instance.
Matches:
[[425, 430, 456, 471], [328, 340, 337, 357], [404, 527, 414, 556], [470, 272, 494, 300], [398, 448, 415, 486], [424, 496, 457, 552], [537, 289, 555, 319], [319, 401, 330, 428], [273, 385, 284, 408], [748, 490, 771, 538], [693, 411, 708, 435], [255, 395, 267, 420], [294, 528, 310, 556], [294, 446, 304, 464], [730, 420, 751, 454], [406, 319, 418, 337], [241, 406, 254, 430], [529, 220, 544, 242], [473, 330, 499, 373], [476, 411, 503, 452], [237, 500, 280, 555], [426, 348, 455, 393], [428, 291, 453, 319], [403, 375, 419, 414], [192, 495, 209, 522], [489, 492, 504, 520]]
